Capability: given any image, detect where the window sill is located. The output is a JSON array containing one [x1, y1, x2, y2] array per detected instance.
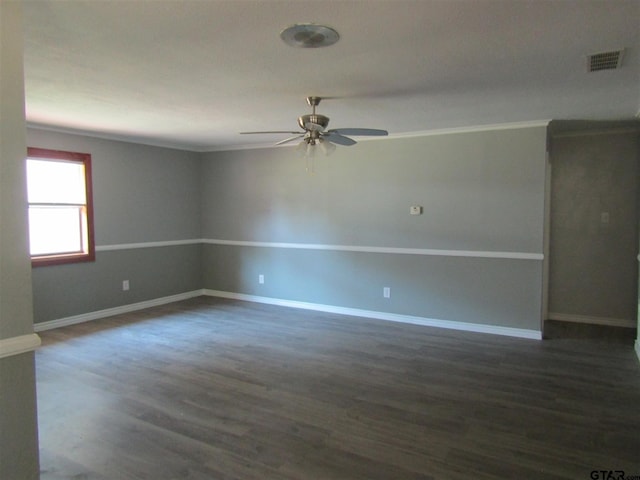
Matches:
[[32, 252, 95, 268]]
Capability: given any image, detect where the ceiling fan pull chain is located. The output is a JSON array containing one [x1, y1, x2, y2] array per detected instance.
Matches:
[[306, 154, 315, 174]]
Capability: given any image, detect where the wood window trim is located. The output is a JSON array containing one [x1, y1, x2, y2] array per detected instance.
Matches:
[[27, 147, 96, 267]]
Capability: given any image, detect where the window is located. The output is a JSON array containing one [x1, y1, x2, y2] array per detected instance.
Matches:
[[26, 147, 95, 266]]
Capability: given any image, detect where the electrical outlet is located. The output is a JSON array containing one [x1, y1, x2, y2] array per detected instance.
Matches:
[[383, 287, 391, 298], [122, 280, 130, 291], [259, 274, 264, 284]]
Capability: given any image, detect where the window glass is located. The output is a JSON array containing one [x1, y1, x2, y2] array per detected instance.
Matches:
[[27, 159, 86, 204], [26, 148, 95, 266], [28, 206, 85, 255]]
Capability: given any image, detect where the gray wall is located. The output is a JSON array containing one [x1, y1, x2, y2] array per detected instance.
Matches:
[[549, 131, 639, 325], [201, 126, 548, 331], [27, 129, 203, 324], [28, 125, 549, 334], [202, 131, 545, 251], [0, 2, 40, 478]]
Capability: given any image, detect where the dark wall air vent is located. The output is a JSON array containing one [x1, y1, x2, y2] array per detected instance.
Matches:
[[587, 49, 624, 72]]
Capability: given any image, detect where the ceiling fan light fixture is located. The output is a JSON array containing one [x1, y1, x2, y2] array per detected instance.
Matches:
[[318, 138, 336, 156], [306, 142, 316, 158], [280, 24, 340, 48], [295, 140, 308, 157]]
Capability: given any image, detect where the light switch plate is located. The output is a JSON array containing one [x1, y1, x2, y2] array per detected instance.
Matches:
[[410, 206, 422, 215]]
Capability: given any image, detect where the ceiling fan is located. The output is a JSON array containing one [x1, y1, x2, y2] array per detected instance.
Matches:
[[240, 96, 388, 156]]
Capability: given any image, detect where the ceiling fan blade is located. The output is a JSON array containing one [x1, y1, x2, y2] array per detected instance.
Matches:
[[275, 135, 305, 146], [323, 132, 357, 146], [240, 131, 303, 135], [328, 128, 388, 137]]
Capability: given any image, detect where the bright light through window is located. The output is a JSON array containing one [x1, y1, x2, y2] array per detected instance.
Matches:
[[28, 206, 84, 255], [26, 148, 95, 266], [27, 160, 86, 204]]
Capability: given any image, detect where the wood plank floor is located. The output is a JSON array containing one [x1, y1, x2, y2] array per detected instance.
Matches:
[[36, 297, 640, 480]]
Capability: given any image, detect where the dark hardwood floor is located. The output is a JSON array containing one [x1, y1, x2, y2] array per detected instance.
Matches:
[[544, 319, 637, 342], [36, 297, 640, 480]]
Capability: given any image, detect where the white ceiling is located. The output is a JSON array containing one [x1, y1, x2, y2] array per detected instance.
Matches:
[[23, 0, 640, 152]]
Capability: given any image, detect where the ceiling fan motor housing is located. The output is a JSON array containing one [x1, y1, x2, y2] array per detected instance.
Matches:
[[298, 114, 329, 131]]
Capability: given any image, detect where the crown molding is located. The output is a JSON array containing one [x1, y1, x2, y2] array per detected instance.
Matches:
[[28, 120, 552, 154]]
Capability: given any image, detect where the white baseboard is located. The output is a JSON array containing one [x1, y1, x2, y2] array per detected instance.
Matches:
[[33, 290, 205, 332], [0, 333, 41, 359], [203, 289, 542, 340], [32, 288, 543, 340], [548, 312, 636, 328]]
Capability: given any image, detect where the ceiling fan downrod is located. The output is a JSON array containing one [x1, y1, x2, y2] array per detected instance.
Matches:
[[306, 96, 321, 113]]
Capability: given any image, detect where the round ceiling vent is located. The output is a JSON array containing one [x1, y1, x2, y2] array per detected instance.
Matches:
[[280, 24, 340, 48]]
